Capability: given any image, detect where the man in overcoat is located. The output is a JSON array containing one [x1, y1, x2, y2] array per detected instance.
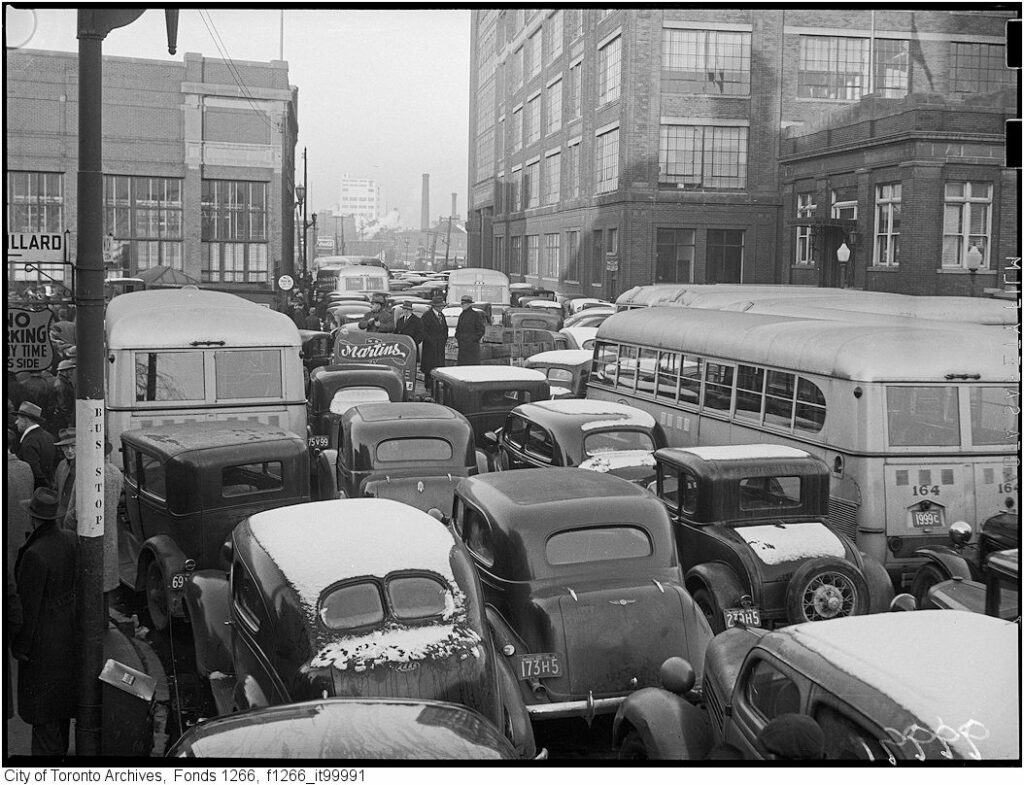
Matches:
[[455, 295, 488, 366], [395, 301, 424, 355], [14, 402, 56, 490], [419, 295, 449, 389], [7, 429, 34, 571], [12, 487, 78, 756]]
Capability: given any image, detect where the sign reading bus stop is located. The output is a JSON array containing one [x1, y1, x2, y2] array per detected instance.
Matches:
[[7, 308, 54, 372]]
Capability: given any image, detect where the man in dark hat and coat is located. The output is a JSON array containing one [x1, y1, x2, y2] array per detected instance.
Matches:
[[14, 402, 56, 490], [395, 301, 424, 350], [419, 295, 449, 389], [12, 487, 78, 756], [358, 292, 396, 333], [50, 359, 76, 434], [455, 295, 488, 366]]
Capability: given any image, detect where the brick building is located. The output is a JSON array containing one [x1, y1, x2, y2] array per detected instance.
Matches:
[[6, 49, 299, 303], [466, 8, 1017, 300]]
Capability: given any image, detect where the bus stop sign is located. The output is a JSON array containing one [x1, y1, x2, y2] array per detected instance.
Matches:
[[7, 308, 53, 372]]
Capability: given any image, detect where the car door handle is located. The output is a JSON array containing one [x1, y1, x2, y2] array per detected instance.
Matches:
[[224, 620, 234, 627]]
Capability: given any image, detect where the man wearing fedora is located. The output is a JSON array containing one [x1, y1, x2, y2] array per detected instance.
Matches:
[[12, 487, 78, 756], [53, 429, 76, 523], [50, 359, 76, 434], [395, 300, 424, 350], [455, 294, 488, 366], [419, 295, 448, 390], [13, 367, 55, 434], [14, 402, 56, 490]]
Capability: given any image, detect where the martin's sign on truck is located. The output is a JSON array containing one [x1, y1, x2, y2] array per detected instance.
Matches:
[[7, 308, 54, 372]]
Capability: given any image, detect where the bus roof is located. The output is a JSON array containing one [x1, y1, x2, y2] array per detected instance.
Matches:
[[597, 308, 1018, 382], [446, 267, 510, 284], [105, 288, 301, 349]]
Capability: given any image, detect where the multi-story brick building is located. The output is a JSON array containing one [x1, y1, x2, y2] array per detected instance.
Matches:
[[339, 177, 382, 224], [466, 8, 1017, 299], [6, 49, 299, 303]]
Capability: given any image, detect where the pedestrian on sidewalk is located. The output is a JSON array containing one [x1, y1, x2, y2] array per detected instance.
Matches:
[[455, 295, 487, 366], [7, 429, 35, 572], [53, 429, 76, 524], [14, 402, 56, 490], [12, 487, 78, 756]]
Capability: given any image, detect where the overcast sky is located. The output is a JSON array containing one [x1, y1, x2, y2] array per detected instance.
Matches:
[[5, 7, 472, 227]]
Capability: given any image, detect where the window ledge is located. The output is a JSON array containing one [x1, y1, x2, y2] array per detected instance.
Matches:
[[790, 263, 817, 269], [867, 265, 901, 272], [936, 268, 996, 274]]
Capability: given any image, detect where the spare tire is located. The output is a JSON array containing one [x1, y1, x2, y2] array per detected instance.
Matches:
[[785, 557, 868, 624]]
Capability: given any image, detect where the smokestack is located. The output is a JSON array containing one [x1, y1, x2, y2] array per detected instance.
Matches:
[[421, 174, 430, 231], [451, 192, 457, 220]]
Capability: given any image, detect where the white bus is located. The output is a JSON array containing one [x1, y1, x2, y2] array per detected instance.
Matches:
[[446, 267, 511, 307], [588, 307, 1019, 586], [105, 288, 306, 449]]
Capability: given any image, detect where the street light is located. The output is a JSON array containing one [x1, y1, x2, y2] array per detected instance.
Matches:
[[294, 149, 316, 301], [836, 242, 851, 289], [965, 245, 983, 297]]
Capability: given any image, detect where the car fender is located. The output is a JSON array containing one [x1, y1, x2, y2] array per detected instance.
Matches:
[[494, 654, 537, 759], [859, 552, 895, 613], [613, 688, 712, 760], [137, 535, 187, 618], [685, 562, 746, 608], [182, 569, 233, 677], [913, 547, 973, 582], [315, 449, 339, 500], [474, 448, 489, 474]]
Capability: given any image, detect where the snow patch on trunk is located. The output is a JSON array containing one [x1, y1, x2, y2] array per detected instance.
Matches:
[[738, 522, 844, 565]]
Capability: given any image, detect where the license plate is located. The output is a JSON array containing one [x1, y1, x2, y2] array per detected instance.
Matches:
[[308, 435, 329, 448], [912, 511, 942, 528], [724, 607, 761, 628], [517, 653, 561, 680], [170, 573, 185, 590]]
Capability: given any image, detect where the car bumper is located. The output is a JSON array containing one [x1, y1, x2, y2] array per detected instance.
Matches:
[[526, 693, 625, 720]]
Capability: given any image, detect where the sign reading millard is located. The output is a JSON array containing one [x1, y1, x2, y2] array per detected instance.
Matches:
[[7, 308, 54, 373], [7, 232, 66, 264], [332, 331, 417, 395]]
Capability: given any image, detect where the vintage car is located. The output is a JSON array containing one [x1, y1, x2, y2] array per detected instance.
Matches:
[[448, 469, 714, 722], [909, 511, 1020, 604], [429, 366, 550, 448], [119, 423, 310, 630], [297, 329, 333, 378], [307, 364, 405, 451], [168, 698, 540, 760], [613, 611, 1020, 760], [484, 399, 664, 486], [332, 328, 418, 397], [563, 306, 614, 330], [558, 325, 598, 351], [905, 548, 1019, 619], [183, 499, 536, 757], [321, 401, 478, 515], [509, 283, 557, 307], [523, 349, 592, 399], [325, 301, 371, 331], [562, 297, 614, 318], [501, 307, 563, 332], [652, 445, 893, 633]]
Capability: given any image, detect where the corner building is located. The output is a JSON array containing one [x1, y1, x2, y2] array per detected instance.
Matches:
[[466, 8, 1017, 299]]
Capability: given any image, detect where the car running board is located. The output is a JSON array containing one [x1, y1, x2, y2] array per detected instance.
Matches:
[[208, 671, 237, 717]]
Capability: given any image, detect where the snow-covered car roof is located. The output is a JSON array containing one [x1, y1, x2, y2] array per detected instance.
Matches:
[[432, 366, 547, 383], [670, 444, 811, 462], [522, 399, 657, 430], [525, 349, 593, 366]]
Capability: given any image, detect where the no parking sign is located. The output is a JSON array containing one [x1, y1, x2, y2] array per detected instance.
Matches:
[[6, 307, 53, 372]]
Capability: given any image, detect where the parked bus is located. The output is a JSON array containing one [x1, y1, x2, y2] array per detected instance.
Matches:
[[446, 267, 511, 307], [105, 288, 306, 449], [314, 256, 388, 297], [615, 284, 1017, 328], [588, 307, 1019, 586]]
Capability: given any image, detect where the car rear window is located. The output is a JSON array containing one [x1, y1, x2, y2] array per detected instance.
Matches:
[[546, 368, 573, 384], [386, 575, 451, 621], [584, 430, 655, 456], [330, 387, 391, 415], [546, 526, 653, 566], [739, 476, 801, 510], [319, 581, 384, 630], [222, 461, 284, 497], [375, 438, 453, 463]]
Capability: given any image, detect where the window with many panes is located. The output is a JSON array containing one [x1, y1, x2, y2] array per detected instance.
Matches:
[[475, 127, 495, 183], [545, 79, 562, 135], [527, 29, 541, 80], [510, 167, 522, 211], [874, 183, 901, 267], [659, 124, 747, 189], [874, 38, 909, 98], [951, 42, 1013, 94], [598, 35, 622, 104], [595, 128, 620, 194], [201, 180, 269, 283], [104, 175, 185, 273], [526, 234, 540, 275], [510, 235, 523, 276], [707, 229, 744, 284], [526, 94, 541, 145], [494, 235, 505, 274], [567, 59, 583, 120], [798, 36, 868, 100], [661, 28, 751, 95], [512, 106, 523, 152], [566, 140, 581, 198], [942, 181, 992, 269], [544, 233, 560, 278], [525, 161, 540, 208], [655, 228, 695, 284], [795, 193, 816, 265], [565, 229, 581, 283], [831, 187, 858, 221], [544, 151, 561, 205], [546, 10, 563, 62], [7, 172, 65, 283]]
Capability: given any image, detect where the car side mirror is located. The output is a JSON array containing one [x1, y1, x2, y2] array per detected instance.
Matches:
[[220, 538, 234, 567], [659, 657, 695, 695], [889, 593, 917, 612], [484, 431, 499, 447]]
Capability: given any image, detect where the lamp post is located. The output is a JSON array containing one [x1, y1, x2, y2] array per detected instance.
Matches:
[[294, 148, 316, 302], [836, 242, 851, 289], [965, 245, 983, 297]]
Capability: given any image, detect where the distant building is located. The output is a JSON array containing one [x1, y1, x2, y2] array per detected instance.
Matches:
[[5, 49, 299, 304], [339, 177, 382, 224], [466, 8, 1017, 299]]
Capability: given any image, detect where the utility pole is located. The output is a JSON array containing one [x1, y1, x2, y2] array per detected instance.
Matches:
[[294, 148, 316, 301], [443, 216, 453, 268], [75, 8, 177, 756]]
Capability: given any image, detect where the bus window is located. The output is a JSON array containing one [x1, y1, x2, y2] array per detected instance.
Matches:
[[215, 350, 283, 399], [886, 386, 960, 447], [135, 351, 205, 402], [593, 343, 619, 386], [970, 386, 1017, 445], [765, 370, 797, 429], [637, 348, 658, 394], [702, 362, 734, 413], [618, 346, 639, 390], [679, 357, 702, 406], [735, 365, 765, 422], [794, 378, 826, 435], [656, 351, 680, 401]]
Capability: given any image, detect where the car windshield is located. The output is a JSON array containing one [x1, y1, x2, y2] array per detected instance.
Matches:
[[319, 581, 384, 630], [543, 368, 574, 383], [386, 574, 451, 621], [546, 526, 653, 566], [376, 438, 453, 463], [584, 430, 655, 456]]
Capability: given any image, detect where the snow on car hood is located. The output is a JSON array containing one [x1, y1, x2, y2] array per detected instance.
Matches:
[[738, 522, 845, 566], [579, 450, 656, 473]]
